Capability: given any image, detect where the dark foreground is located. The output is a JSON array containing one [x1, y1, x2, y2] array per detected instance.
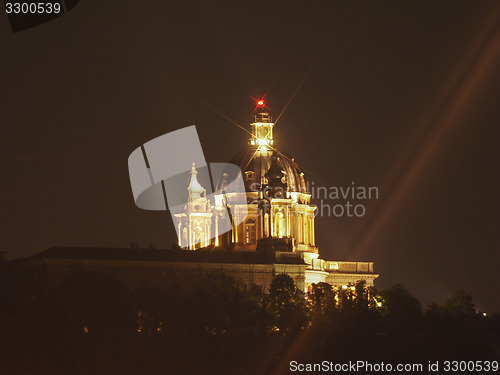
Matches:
[[1, 269, 499, 374]]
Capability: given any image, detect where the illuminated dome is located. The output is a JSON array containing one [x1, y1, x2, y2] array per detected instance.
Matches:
[[218, 148, 307, 194], [216, 107, 308, 196]]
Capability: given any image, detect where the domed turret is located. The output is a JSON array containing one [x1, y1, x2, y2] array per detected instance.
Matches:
[[216, 103, 308, 200], [213, 101, 317, 256]]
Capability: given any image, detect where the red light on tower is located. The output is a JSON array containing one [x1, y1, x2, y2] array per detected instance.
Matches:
[[257, 100, 264, 106]]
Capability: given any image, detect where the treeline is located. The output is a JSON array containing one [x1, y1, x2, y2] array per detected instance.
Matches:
[[0, 269, 499, 375]]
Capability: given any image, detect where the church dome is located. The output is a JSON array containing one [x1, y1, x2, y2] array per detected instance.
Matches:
[[230, 148, 307, 193], [216, 105, 308, 196], [217, 148, 308, 194]]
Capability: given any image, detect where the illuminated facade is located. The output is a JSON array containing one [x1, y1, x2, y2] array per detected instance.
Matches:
[[174, 104, 378, 291]]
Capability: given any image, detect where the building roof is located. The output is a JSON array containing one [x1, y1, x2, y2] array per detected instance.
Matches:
[[12, 246, 306, 265]]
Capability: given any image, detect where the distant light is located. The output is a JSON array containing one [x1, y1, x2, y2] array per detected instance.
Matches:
[[483, 312, 487, 317], [257, 100, 264, 106]]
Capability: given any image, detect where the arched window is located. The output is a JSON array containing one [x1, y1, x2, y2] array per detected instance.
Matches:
[[304, 215, 310, 245], [275, 212, 284, 238], [245, 218, 256, 244], [194, 226, 203, 249], [298, 214, 303, 243], [264, 213, 269, 237]]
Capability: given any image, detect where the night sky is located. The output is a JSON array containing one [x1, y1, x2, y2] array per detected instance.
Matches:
[[2, 1, 499, 312]]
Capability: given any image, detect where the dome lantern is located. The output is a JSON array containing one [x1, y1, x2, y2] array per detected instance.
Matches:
[[250, 106, 274, 152], [217, 105, 309, 196]]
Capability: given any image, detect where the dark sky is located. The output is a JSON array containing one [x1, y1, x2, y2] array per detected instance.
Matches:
[[2, 1, 499, 312]]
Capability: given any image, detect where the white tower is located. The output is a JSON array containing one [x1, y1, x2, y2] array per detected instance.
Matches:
[[175, 163, 212, 250]]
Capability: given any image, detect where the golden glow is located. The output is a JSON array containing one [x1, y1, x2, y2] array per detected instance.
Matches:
[[256, 137, 269, 152], [373, 297, 383, 308], [275, 212, 285, 238], [303, 252, 319, 261], [342, 285, 347, 289]]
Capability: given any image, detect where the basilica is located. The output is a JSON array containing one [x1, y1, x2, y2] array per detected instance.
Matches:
[[172, 103, 378, 292], [9, 103, 378, 294]]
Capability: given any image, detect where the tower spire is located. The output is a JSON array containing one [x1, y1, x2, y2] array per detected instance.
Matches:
[[250, 99, 274, 152], [187, 163, 206, 201]]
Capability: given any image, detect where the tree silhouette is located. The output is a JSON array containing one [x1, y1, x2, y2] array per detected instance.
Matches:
[[376, 284, 423, 360], [444, 289, 476, 318], [378, 283, 422, 321], [267, 274, 306, 333], [308, 282, 336, 322], [1, 267, 499, 375]]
